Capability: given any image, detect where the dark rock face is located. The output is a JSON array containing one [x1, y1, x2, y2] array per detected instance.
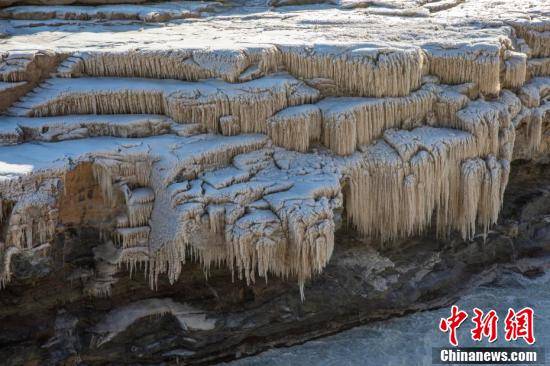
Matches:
[[0, 160, 548, 366]]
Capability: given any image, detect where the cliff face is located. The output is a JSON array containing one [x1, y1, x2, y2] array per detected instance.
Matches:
[[0, 0, 549, 364]]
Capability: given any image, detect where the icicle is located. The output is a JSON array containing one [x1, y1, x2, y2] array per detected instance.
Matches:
[[520, 109, 543, 157], [527, 58, 550, 79], [0, 246, 20, 289], [318, 86, 434, 148], [58, 49, 250, 82], [279, 45, 424, 97], [207, 205, 225, 234], [346, 122, 508, 242], [114, 226, 150, 248], [119, 247, 150, 277], [502, 51, 527, 89], [219, 115, 241, 136], [512, 107, 543, 159], [509, 22, 550, 58], [4, 187, 58, 251], [424, 44, 501, 96], [323, 112, 357, 156], [226, 210, 287, 286], [30, 89, 167, 118], [518, 77, 550, 108], [93, 156, 153, 206], [267, 105, 320, 152], [282, 198, 335, 298], [124, 187, 155, 227], [126, 203, 154, 227]]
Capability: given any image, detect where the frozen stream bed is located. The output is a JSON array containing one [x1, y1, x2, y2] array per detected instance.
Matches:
[[225, 270, 550, 366]]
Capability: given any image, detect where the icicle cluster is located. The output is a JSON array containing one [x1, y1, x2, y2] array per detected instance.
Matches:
[[346, 88, 524, 241], [267, 105, 321, 152], [11, 75, 320, 135], [1, 31, 549, 299], [424, 44, 502, 96]]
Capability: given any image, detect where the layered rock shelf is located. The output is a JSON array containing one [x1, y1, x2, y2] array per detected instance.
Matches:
[[0, 0, 548, 364]]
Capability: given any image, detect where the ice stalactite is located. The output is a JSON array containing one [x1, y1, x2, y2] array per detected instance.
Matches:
[[193, 48, 250, 83], [12, 75, 320, 135], [319, 86, 434, 152], [226, 209, 288, 285], [513, 107, 543, 159], [527, 58, 550, 79], [56, 45, 425, 99], [92, 154, 153, 206], [1, 25, 546, 300], [449, 90, 522, 160], [140, 145, 343, 297], [502, 50, 527, 89], [509, 20, 550, 58], [259, 152, 342, 297], [278, 45, 425, 97], [459, 156, 508, 240], [26, 88, 167, 117], [87, 153, 157, 291], [306, 78, 339, 99], [142, 137, 271, 289], [115, 226, 150, 248], [0, 51, 52, 82], [345, 86, 523, 242], [0, 115, 173, 144], [423, 44, 501, 96], [123, 187, 154, 227], [4, 184, 58, 250], [118, 246, 150, 277], [276, 198, 336, 299], [346, 124, 512, 242], [207, 204, 225, 234], [225, 195, 338, 300], [525, 30, 550, 58], [512, 77, 550, 159], [322, 111, 357, 156], [219, 115, 241, 136], [316, 82, 478, 156], [424, 83, 470, 125], [85, 241, 121, 298], [267, 105, 321, 152], [126, 201, 153, 227], [0, 179, 59, 288], [225, 77, 320, 134], [518, 77, 550, 108], [58, 48, 251, 83], [0, 246, 20, 288]]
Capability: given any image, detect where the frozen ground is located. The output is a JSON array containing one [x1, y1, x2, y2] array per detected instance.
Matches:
[[0, 1, 225, 22], [226, 270, 550, 366], [0, 0, 547, 53]]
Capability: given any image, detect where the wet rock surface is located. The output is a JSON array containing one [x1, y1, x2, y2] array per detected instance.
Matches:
[[0, 160, 548, 365]]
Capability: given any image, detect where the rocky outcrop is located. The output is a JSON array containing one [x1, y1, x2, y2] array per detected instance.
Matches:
[[0, 0, 204, 7], [0, 1, 225, 22], [0, 0, 548, 364]]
